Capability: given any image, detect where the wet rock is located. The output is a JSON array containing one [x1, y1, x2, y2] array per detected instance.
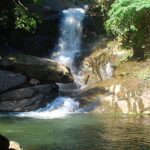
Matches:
[[0, 84, 58, 112], [30, 84, 53, 94], [0, 70, 26, 93], [0, 88, 34, 101], [0, 54, 73, 83]]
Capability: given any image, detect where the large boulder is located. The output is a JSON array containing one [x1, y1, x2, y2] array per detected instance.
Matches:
[[78, 61, 150, 115], [0, 88, 34, 101], [0, 70, 26, 93], [0, 54, 73, 83], [0, 84, 58, 112]]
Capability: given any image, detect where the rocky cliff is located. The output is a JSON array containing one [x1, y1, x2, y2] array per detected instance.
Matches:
[[78, 39, 150, 115]]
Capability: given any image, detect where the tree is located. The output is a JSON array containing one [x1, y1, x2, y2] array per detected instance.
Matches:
[[0, 0, 43, 33], [105, 0, 150, 59]]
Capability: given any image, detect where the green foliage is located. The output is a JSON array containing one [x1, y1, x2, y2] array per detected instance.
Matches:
[[105, 0, 150, 57], [33, 0, 45, 5], [14, 5, 40, 32], [0, 0, 43, 33], [99, 0, 115, 18]]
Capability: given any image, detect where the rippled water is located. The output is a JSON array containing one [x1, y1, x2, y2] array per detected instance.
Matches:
[[0, 114, 150, 150]]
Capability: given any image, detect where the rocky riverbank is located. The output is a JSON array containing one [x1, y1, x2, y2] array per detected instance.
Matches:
[[0, 54, 73, 112], [78, 39, 150, 115]]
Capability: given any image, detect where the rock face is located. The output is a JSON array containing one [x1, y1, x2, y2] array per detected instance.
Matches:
[[0, 54, 73, 83], [0, 70, 26, 93], [0, 84, 58, 112], [79, 76, 150, 115], [78, 40, 150, 115], [81, 51, 114, 85]]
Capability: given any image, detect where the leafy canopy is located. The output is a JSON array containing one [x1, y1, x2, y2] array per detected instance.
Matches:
[[14, 5, 40, 32], [105, 0, 150, 51], [0, 0, 44, 32]]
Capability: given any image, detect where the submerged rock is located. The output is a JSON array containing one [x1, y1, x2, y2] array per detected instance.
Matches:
[[0, 84, 58, 112], [0, 54, 74, 83], [0, 70, 26, 93]]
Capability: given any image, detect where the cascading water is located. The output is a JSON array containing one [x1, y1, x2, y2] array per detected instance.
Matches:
[[52, 8, 85, 68], [52, 8, 86, 90], [13, 97, 80, 119], [12, 7, 89, 119]]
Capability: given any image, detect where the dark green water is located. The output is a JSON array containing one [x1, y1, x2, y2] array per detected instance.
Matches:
[[0, 114, 150, 150]]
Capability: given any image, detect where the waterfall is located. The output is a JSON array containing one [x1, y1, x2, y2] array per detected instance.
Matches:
[[52, 8, 85, 68], [52, 8, 86, 90], [11, 7, 89, 119]]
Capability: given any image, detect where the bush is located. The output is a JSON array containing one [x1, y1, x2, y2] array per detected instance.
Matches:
[[105, 0, 150, 58], [14, 5, 41, 32], [0, 0, 43, 33]]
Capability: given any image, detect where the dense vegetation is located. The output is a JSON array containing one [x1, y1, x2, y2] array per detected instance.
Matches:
[[0, 0, 44, 32], [105, 0, 150, 58], [76, 0, 150, 59]]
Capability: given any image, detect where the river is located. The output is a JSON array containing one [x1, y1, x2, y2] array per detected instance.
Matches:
[[0, 114, 150, 150]]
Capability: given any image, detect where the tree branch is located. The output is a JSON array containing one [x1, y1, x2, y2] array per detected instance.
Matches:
[[13, 0, 28, 10]]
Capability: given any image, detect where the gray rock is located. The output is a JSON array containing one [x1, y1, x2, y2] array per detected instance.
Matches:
[[0, 93, 56, 112], [0, 70, 26, 93], [0, 84, 58, 112], [30, 84, 53, 94], [0, 88, 34, 101], [0, 54, 73, 83]]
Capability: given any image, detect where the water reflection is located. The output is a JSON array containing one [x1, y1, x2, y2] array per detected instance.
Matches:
[[0, 114, 149, 150]]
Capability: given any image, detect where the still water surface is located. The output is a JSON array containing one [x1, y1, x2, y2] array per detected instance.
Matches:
[[0, 114, 150, 150]]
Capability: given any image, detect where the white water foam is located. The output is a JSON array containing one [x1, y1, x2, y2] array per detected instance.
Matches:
[[14, 97, 80, 119]]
